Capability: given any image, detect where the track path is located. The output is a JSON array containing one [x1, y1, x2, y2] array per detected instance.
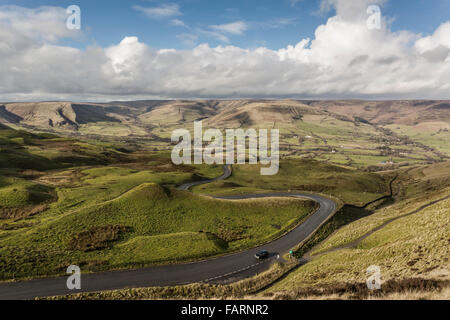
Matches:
[[310, 194, 450, 259]]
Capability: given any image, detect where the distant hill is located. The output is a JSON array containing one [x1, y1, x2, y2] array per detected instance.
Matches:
[[0, 102, 126, 130], [105, 100, 172, 111], [1, 99, 449, 129], [205, 100, 317, 128], [0, 100, 449, 160], [308, 100, 450, 125], [138, 100, 219, 125], [2, 100, 448, 129]]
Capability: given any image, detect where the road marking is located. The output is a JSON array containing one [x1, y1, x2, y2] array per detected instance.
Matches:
[[202, 261, 266, 283]]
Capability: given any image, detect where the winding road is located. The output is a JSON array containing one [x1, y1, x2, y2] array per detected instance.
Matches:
[[0, 165, 337, 300]]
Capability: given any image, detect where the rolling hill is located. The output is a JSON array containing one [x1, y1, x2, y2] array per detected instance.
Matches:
[[2, 99, 449, 132], [263, 161, 450, 300], [0, 100, 449, 169], [0, 105, 448, 299]]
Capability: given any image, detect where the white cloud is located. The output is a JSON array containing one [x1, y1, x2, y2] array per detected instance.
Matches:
[[170, 18, 187, 28], [209, 21, 248, 35], [132, 4, 181, 19], [105, 36, 149, 75], [254, 17, 298, 30], [196, 28, 230, 43], [0, 5, 81, 42], [415, 22, 450, 53], [0, 1, 449, 101], [273, 17, 297, 27]]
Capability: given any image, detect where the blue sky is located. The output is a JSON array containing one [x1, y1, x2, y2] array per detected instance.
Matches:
[[0, 0, 449, 100], [2, 0, 449, 50]]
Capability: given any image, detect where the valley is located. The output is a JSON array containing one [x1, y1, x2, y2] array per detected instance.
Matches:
[[1, 100, 448, 172], [0, 99, 448, 300]]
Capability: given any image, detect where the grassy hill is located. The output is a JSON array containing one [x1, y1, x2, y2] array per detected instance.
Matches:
[[309, 100, 450, 126], [61, 162, 450, 300], [0, 102, 145, 136], [138, 100, 218, 125], [0, 121, 135, 170], [192, 159, 390, 206], [262, 162, 450, 299], [0, 125, 319, 280], [0, 102, 448, 299], [0, 182, 315, 280]]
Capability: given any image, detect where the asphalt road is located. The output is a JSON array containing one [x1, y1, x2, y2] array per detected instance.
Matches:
[[176, 164, 233, 191], [0, 165, 336, 300]]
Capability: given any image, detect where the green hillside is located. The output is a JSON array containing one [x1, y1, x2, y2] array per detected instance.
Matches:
[[263, 162, 450, 299], [0, 182, 314, 280], [192, 159, 390, 206]]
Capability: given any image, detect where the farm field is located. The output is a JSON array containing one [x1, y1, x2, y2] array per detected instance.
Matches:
[[2, 100, 448, 173]]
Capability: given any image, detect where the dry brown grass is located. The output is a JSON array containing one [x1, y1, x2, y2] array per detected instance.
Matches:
[[265, 183, 450, 298], [0, 203, 50, 221], [266, 277, 449, 300], [35, 169, 87, 187], [68, 225, 131, 252], [267, 287, 450, 300]]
